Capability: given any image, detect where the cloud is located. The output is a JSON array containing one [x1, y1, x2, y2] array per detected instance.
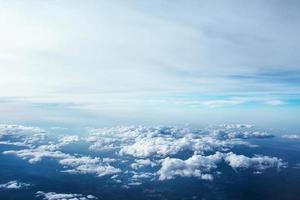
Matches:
[[59, 156, 121, 176], [131, 159, 158, 170], [211, 130, 273, 139], [224, 152, 287, 171], [0, 124, 46, 137], [0, 141, 29, 147], [87, 126, 250, 158], [208, 124, 273, 139], [36, 191, 97, 200], [3, 145, 69, 163], [158, 152, 223, 181], [58, 135, 80, 145], [294, 163, 300, 169], [264, 100, 286, 106], [3, 145, 120, 177], [282, 134, 300, 139], [0, 124, 47, 146], [1, 124, 289, 185], [0, 181, 30, 189], [158, 152, 286, 180]]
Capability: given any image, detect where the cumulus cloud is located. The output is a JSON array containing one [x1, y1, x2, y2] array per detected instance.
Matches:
[[36, 191, 97, 200], [119, 136, 191, 158], [131, 159, 158, 170], [158, 152, 286, 181], [158, 152, 223, 181], [87, 126, 250, 158], [0, 181, 30, 189], [208, 124, 273, 139], [3, 145, 120, 177], [0, 124, 46, 138], [224, 152, 287, 171], [3, 145, 69, 163], [59, 156, 121, 176], [0, 124, 289, 185], [58, 135, 80, 145], [0, 124, 47, 147]]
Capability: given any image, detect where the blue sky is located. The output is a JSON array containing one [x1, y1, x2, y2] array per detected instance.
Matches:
[[0, 0, 300, 128]]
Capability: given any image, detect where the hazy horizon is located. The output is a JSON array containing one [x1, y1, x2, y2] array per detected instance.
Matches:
[[1, 0, 300, 128]]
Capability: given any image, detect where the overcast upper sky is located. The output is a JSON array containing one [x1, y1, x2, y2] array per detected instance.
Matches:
[[0, 0, 300, 127]]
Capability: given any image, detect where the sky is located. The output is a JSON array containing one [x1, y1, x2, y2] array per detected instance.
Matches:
[[0, 0, 300, 128]]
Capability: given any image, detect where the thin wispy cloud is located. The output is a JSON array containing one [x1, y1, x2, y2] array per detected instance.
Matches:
[[0, 0, 299, 126]]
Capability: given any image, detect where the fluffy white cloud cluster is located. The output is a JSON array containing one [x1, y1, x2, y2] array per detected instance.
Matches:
[[59, 156, 121, 176], [3, 145, 120, 177], [0, 181, 30, 189], [158, 152, 286, 181], [0, 124, 47, 147], [159, 152, 223, 181], [209, 124, 273, 139], [0, 124, 45, 137], [220, 124, 254, 129], [224, 152, 287, 171], [130, 159, 158, 170], [36, 191, 97, 200], [58, 135, 80, 145], [87, 126, 250, 158], [3, 145, 69, 163], [0, 124, 288, 186]]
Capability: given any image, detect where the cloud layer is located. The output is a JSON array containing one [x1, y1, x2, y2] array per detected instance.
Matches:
[[0, 124, 289, 187], [0, 1, 299, 126]]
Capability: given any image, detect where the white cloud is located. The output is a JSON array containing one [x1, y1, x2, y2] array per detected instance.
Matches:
[[264, 100, 286, 106], [0, 124, 47, 146], [3, 145, 120, 177], [282, 134, 300, 139], [201, 100, 244, 108], [57, 135, 80, 146], [0, 124, 46, 137], [87, 126, 250, 158], [224, 152, 287, 171], [131, 159, 158, 170], [158, 152, 286, 181], [158, 152, 223, 181], [36, 191, 97, 200], [0, 181, 30, 189], [1, 124, 289, 185], [208, 124, 273, 139], [211, 129, 273, 139], [120, 136, 191, 158], [220, 124, 254, 129], [3, 145, 69, 163], [131, 172, 155, 180], [59, 156, 121, 177], [128, 182, 142, 186], [0, 140, 29, 147]]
